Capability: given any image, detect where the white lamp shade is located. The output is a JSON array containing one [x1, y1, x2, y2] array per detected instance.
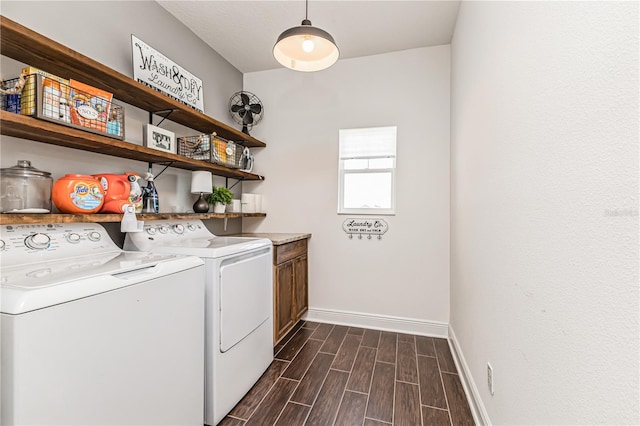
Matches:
[[190, 171, 213, 194], [273, 22, 339, 72]]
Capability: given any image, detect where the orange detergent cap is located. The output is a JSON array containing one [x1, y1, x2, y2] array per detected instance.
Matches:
[[52, 174, 105, 214]]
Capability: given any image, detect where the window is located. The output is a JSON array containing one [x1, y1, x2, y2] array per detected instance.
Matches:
[[338, 126, 397, 215]]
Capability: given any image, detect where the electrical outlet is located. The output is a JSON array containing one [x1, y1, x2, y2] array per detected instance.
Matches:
[[487, 363, 494, 395]]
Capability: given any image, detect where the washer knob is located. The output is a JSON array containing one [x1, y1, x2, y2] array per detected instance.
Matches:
[[187, 224, 196, 231], [0, 240, 5, 251], [146, 227, 157, 236], [173, 224, 185, 234], [158, 226, 169, 234], [24, 233, 51, 250], [66, 233, 81, 243], [87, 231, 101, 242]]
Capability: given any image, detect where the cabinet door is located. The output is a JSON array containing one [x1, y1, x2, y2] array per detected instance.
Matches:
[[293, 255, 308, 320], [274, 259, 295, 342]]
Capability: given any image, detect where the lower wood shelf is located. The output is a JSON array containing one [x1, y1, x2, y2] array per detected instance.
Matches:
[[0, 212, 266, 224]]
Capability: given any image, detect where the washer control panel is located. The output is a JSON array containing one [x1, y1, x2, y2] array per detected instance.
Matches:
[[0, 223, 118, 266]]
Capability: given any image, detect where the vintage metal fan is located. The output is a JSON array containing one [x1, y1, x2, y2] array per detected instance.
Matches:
[[229, 91, 263, 135]]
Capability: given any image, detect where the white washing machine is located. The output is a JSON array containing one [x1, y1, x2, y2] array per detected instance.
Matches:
[[124, 220, 273, 425], [0, 222, 206, 426]]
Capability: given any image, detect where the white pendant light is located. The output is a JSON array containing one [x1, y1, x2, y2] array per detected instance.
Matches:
[[273, 0, 339, 72]]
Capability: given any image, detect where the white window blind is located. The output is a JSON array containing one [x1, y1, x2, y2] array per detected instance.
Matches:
[[339, 127, 397, 159], [338, 126, 397, 215]]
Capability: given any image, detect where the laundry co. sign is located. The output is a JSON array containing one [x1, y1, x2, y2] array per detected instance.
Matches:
[[131, 35, 204, 112], [342, 218, 388, 235]]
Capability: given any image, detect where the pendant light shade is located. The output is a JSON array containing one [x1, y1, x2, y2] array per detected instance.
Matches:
[[273, 2, 339, 72]]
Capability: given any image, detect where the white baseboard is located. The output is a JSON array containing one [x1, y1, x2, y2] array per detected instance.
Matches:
[[448, 325, 491, 426], [303, 307, 449, 338]]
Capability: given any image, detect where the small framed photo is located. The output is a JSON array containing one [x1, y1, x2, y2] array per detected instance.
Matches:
[[143, 124, 176, 154]]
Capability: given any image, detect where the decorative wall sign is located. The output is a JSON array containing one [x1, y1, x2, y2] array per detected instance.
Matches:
[[342, 218, 388, 240], [131, 35, 204, 112], [143, 124, 176, 154]]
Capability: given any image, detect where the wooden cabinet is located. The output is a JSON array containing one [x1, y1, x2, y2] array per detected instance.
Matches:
[[273, 238, 309, 344], [0, 16, 268, 224]]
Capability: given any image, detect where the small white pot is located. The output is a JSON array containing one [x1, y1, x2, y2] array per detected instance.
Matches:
[[213, 202, 226, 213]]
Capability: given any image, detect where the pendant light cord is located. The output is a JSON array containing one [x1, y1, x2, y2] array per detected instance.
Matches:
[[305, 0, 308, 20]]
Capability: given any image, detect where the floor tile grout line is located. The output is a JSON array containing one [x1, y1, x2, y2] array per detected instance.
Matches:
[[328, 369, 350, 426], [362, 339, 381, 425], [434, 338, 454, 426], [413, 335, 425, 426], [272, 327, 322, 424], [226, 414, 245, 421], [277, 338, 328, 426], [240, 362, 293, 422], [296, 327, 335, 424], [349, 338, 367, 426], [287, 341, 324, 395], [396, 378, 420, 386], [332, 334, 362, 374], [275, 328, 313, 362], [300, 349, 335, 424], [274, 322, 305, 357], [313, 323, 336, 343], [364, 418, 392, 425], [421, 403, 449, 412], [250, 377, 299, 425], [361, 349, 379, 425], [391, 332, 398, 425], [327, 327, 349, 359]]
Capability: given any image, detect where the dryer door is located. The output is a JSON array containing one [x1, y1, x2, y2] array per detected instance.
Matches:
[[219, 248, 272, 352]]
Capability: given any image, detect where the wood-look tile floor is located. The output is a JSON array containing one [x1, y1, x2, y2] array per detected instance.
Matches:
[[220, 321, 474, 426]]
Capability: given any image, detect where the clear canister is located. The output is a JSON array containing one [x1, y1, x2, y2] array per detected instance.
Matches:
[[0, 160, 53, 213]]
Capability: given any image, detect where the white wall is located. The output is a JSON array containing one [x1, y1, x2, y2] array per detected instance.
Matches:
[[0, 1, 244, 233], [243, 46, 451, 330], [450, 1, 639, 424]]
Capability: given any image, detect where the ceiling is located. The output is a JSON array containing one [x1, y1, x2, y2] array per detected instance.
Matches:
[[157, 1, 461, 73]]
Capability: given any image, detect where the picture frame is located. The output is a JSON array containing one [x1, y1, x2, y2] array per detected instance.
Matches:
[[143, 124, 176, 154]]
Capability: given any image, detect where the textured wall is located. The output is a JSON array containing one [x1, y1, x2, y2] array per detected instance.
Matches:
[[450, 1, 639, 423], [243, 46, 451, 326]]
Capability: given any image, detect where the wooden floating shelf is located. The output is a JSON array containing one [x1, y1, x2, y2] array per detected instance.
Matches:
[[0, 15, 266, 148], [0, 212, 266, 225], [0, 112, 265, 181]]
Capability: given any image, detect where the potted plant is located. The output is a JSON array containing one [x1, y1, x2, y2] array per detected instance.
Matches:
[[206, 186, 234, 213]]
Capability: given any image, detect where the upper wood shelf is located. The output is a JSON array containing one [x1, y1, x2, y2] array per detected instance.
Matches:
[[0, 15, 266, 148], [0, 111, 265, 180]]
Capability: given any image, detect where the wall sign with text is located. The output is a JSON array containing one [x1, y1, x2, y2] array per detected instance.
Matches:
[[342, 218, 388, 240], [131, 35, 204, 112]]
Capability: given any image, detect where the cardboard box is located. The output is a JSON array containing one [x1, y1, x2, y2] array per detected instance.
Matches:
[[20, 66, 69, 116]]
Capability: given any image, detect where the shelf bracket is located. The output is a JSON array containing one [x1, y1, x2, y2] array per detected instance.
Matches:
[[146, 161, 174, 178], [149, 109, 176, 127], [227, 177, 243, 191]]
